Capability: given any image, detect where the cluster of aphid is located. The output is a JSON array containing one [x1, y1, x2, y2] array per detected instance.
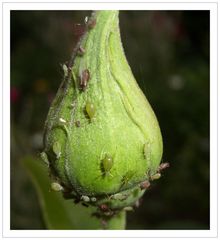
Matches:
[[61, 15, 96, 125], [41, 12, 167, 226], [47, 157, 169, 219]]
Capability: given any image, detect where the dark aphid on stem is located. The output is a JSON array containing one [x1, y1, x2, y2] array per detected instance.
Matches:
[[140, 180, 150, 190], [85, 102, 96, 119], [101, 154, 113, 177], [77, 46, 85, 56], [79, 69, 90, 91], [158, 162, 170, 172], [99, 204, 109, 212], [73, 23, 85, 39]]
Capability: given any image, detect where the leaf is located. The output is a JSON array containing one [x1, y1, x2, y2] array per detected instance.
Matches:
[[22, 156, 102, 229]]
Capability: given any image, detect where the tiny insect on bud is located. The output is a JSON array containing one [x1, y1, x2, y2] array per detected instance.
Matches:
[[51, 182, 63, 192], [73, 23, 85, 38], [79, 69, 90, 91], [150, 173, 161, 181], [59, 118, 67, 123], [91, 197, 97, 202], [123, 206, 133, 211], [81, 195, 90, 202], [77, 46, 85, 56], [158, 162, 170, 172], [140, 180, 150, 190], [85, 102, 96, 119], [84, 16, 89, 24], [87, 18, 96, 29], [121, 170, 135, 188], [99, 204, 109, 212], [101, 154, 113, 176], [111, 193, 127, 201]]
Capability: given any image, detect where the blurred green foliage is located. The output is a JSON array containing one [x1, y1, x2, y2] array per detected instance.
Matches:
[[10, 10, 209, 229]]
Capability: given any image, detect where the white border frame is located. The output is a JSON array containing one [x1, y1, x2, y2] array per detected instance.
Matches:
[[1, 1, 218, 239]]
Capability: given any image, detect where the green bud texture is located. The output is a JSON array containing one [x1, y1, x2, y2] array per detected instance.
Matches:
[[42, 11, 163, 214]]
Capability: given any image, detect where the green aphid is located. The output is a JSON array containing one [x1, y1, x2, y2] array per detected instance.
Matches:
[[101, 154, 113, 177], [150, 173, 161, 180], [85, 102, 96, 119], [121, 170, 135, 187], [123, 206, 133, 211], [40, 152, 49, 166], [52, 141, 61, 159], [51, 182, 63, 192], [112, 193, 127, 201]]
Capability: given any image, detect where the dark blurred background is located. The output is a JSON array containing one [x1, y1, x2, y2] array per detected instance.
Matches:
[[10, 10, 210, 230]]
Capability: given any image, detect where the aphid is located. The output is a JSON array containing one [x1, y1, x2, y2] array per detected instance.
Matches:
[[51, 182, 63, 192], [101, 154, 113, 177], [73, 23, 85, 39], [121, 170, 135, 187], [112, 193, 127, 201], [123, 206, 133, 211], [79, 69, 90, 91], [77, 46, 85, 56], [62, 64, 68, 78], [140, 180, 150, 190], [150, 173, 161, 181], [87, 18, 96, 29], [99, 204, 109, 212], [85, 102, 96, 119], [81, 195, 90, 202], [40, 152, 49, 166], [84, 16, 89, 24], [59, 117, 67, 123], [75, 120, 81, 127], [52, 141, 61, 159], [91, 197, 97, 202], [158, 162, 170, 172]]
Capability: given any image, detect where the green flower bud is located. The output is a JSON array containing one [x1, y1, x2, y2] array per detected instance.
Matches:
[[42, 11, 163, 213]]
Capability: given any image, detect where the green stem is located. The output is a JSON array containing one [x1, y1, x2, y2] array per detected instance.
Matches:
[[105, 211, 126, 230]]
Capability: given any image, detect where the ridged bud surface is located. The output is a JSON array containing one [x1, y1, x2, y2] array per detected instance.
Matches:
[[42, 11, 163, 212]]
